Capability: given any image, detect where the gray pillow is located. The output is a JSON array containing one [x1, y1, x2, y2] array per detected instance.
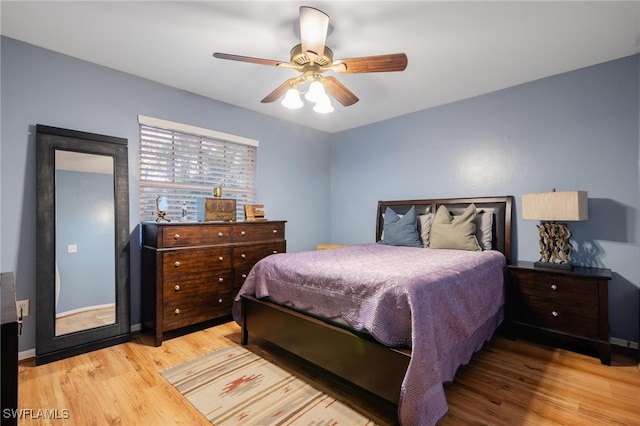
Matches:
[[379, 206, 422, 248], [475, 211, 493, 250], [429, 204, 481, 251]]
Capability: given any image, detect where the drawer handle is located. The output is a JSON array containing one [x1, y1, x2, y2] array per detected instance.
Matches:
[[241, 254, 246, 259], [217, 232, 224, 237], [174, 261, 181, 268], [272, 229, 278, 234], [551, 284, 557, 290], [218, 256, 224, 262], [174, 308, 180, 314], [272, 250, 278, 254], [551, 311, 558, 317], [242, 274, 247, 278], [218, 277, 224, 283], [218, 298, 223, 304], [241, 231, 246, 236], [174, 285, 180, 291], [174, 233, 180, 240]]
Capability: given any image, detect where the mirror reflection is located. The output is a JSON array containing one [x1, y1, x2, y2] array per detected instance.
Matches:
[[54, 150, 116, 336]]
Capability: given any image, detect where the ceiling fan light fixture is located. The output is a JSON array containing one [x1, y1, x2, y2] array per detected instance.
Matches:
[[305, 80, 326, 102], [281, 88, 303, 109], [313, 94, 334, 113]]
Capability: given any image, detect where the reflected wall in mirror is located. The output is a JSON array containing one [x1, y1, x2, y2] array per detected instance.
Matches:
[[36, 125, 130, 365], [54, 151, 116, 336]]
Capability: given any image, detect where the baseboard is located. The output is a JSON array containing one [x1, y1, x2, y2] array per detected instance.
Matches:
[[610, 337, 639, 350], [19, 323, 143, 361], [18, 348, 35, 361]]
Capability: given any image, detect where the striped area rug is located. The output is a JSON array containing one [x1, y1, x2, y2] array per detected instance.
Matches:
[[160, 345, 377, 426]]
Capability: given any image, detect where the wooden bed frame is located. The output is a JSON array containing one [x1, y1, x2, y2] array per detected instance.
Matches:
[[240, 196, 513, 405]]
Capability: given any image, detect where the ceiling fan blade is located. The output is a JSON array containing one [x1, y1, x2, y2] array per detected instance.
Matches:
[[333, 53, 408, 73], [213, 52, 290, 68], [322, 76, 359, 106], [261, 77, 303, 103], [299, 6, 329, 63]]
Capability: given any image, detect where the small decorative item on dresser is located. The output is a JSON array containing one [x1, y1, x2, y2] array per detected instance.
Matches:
[[244, 204, 266, 221], [521, 189, 588, 270], [213, 184, 223, 198], [506, 261, 612, 365], [197, 197, 236, 222], [156, 195, 170, 222]]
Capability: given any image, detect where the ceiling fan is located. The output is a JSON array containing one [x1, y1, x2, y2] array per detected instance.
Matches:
[[213, 6, 408, 112]]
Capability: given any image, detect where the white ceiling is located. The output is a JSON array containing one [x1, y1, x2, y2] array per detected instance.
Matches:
[[2, 1, 639, 133]]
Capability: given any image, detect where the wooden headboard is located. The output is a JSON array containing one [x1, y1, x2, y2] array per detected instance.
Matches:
[[375, 196, 513, 264]]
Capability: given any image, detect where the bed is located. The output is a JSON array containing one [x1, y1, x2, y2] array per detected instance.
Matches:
[[233, 196, 513, 425]]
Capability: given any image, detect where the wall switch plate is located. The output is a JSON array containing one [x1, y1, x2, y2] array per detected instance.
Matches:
[[68, 244, 77, 253], [16, 299, 29, 317]]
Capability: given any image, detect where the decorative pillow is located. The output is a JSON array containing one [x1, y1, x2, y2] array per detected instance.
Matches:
[[418, 212, 434, 247], [475, 211, 494, 250], [379, 206, 422, 248], [429, 204, 481, 251]]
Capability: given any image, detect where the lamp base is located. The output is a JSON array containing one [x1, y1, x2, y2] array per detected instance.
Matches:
[[533, 261, 573, 271]]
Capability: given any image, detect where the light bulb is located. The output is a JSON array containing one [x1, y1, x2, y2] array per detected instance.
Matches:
[[313, 94, 334, 113], [305, 80, 325, 103], [281, 88, 303, 109]]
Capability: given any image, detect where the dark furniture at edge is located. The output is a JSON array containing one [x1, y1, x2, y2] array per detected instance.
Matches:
[[241, 196, 513, 405], [1, 272, 18, 426], [507, 261, 612, 365], [142, 220, 286, 346]]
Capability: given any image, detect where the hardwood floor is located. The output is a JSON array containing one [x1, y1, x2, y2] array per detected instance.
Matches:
[[17, 321, 639, 425]]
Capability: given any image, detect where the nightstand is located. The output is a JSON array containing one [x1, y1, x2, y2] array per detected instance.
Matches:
[[506, 261, 611, 365]]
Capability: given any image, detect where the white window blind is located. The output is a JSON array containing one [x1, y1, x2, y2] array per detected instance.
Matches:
[[138, 116, 258, 221]]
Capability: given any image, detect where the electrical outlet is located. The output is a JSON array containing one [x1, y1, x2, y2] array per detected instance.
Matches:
[[16, 299, 29, 317]]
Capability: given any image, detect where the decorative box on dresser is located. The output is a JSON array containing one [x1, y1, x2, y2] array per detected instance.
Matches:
[[141, 220, 286, 346], [506, 261, 611, 365]]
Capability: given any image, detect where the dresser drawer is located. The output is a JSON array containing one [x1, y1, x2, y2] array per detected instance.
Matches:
[[231, 222, 285, 243], [162, 271, 233, 330], [234, 266, 253, 290], [163, 293, 232, 331], [160, 225, 232, 248], [163, 270, 232, 300], [233, 242, 285, 268], [162, 247, 231, 276]]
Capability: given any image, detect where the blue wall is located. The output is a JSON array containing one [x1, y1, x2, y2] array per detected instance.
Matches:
[[329, 55, 640, 343], [1, 35, 638, 352], [1, 37, 331, 352]]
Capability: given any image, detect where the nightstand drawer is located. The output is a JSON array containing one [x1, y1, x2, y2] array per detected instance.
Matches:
[[515, 293, 598, 337], [512, 271, 598, 305]]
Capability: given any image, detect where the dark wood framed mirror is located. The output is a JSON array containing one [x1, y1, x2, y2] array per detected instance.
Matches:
[[36, 125, 130, 365]]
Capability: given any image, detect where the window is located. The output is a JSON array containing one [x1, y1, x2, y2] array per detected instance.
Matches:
[[138, 116, 258, 221]]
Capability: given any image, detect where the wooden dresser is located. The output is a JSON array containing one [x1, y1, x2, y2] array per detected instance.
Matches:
[[507, 261, 611, 364], [141, 220, 286, 346]]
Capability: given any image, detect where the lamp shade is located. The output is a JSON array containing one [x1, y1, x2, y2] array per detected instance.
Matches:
[[522, 190, 588, 221]]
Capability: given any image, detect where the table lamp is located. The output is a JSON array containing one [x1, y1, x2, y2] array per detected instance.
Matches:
[[522, 189, 588, 270]]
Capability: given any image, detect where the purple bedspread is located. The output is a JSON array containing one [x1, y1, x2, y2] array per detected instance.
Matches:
[[233, 243, 506, 425]]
